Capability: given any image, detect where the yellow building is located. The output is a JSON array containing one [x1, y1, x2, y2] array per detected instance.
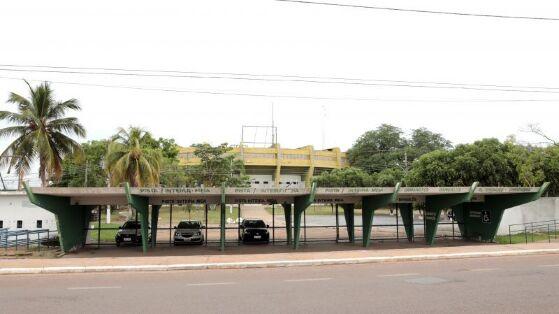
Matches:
[[178, 145, 348, 187]]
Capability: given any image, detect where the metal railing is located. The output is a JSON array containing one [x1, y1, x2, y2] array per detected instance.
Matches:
[[508, 219, 558, 244], [0, 229, 58, 252]]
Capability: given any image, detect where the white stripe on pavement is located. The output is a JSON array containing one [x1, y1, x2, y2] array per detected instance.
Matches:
[[539, 264, 559, 268], [468, 268, 500, 272], [378, 273, 419, 277], [284, 278, 332, 282], [187, 282, 236, 286], [68, 286, 121, 290]]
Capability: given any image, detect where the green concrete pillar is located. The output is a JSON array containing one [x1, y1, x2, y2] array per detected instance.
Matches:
[[292, 183, 316, 249], [341, 204, 355, 243], [150, 205, 161, 248], [423, 207, 442, 245], [361, 183, 400, 247], [361, 205, 374, 246], [24, 184, 94, 253], [282, 203, 292, 245], [125, 183, 150, 253], [424, 182, 478, 245], [399, 203, 414, 242], [452, 204, 466, 237], [220, 185, 226, 251], [461, 182, 549, 242]]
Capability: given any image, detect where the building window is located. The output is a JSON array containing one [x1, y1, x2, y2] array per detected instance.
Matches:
[[254, 181, 260, 184], [283, 154, 308, 160], [17, 220, 23, 228], [36, 220, 43, 228], [0, 220, 3, 228], [263, 181, 269, 184]]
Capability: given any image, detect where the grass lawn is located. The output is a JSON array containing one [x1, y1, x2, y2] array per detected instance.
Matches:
[[88, 222, 121, 242], [495, 232, 556, 244]]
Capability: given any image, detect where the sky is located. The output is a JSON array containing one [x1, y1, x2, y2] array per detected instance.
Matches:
[[1, 0, 559, 185]]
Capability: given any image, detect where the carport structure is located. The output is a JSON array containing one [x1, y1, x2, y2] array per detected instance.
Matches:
[[23, 182, 549, 253]]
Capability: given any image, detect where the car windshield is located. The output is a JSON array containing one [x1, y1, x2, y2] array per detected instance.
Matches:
[[244, 220, 266, 228], [177, 221, 200, 229], [122, 221, 140, 229]]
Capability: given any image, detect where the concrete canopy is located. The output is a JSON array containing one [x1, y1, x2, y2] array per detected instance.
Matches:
[[24, 182, 549, 253]]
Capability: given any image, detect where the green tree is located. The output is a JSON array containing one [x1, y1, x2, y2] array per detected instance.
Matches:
[[143, 136, 189, 187], [405, 150, 458, 186], [540, 146, 559, 196], [188, 143, 248, 187], [348, 125, 451, 174], [159, 157, 192, 187], [0, 81, 85, 187], [314, 167, 374, 187], [407, 127, 452, 162], [57, 140, 109, 187], [105, 127, 162, 187], [405, 139, 520, 187], [347, 124, 406, 173], [373, 168, 406, 186]]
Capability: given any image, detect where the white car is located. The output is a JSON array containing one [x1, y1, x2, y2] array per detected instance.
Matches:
[[173, 220, 204, 245]]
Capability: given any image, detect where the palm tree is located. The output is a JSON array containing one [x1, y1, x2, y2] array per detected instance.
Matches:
[[105, 127, 162, 187], [0, 81, 85, 187]]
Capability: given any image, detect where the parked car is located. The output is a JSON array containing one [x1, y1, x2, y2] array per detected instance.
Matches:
[[174, 220, 204, 245], [115, 220, 149, 246], [239, 219, 270, 243]]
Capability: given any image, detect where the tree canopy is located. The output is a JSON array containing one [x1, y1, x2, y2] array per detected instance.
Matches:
[[188, 143, 248, 187], [57, 140, 108, 187], [317, 132, 557, 196], [347, 124, 451, 174], [0, 81, 85, 187], [105, 127, 162, 187]]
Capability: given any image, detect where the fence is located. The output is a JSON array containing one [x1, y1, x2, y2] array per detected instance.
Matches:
[[0, 228, 58, 251], [83, 204, 465, 247], [507, 219, 558, 244]]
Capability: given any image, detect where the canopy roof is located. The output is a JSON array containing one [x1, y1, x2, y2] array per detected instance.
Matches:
[[27, 185, 545, 206]]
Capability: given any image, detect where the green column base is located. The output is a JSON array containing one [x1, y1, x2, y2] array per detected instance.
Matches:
[[151, 205, 161, 247], [399, 203, 414, 242], [24, 184, 93, 253], [424, 207, 441, 245], [282, 203, 292, 245], [341, 204, 355, 243]]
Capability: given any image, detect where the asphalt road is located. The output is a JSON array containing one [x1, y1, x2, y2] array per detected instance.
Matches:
[[2, 254, 559, 313]]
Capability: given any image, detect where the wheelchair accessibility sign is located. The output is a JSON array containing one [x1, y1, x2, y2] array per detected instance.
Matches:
[[481, 210, 491, 224]]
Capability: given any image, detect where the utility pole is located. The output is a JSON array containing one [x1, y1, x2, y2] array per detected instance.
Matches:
[[404, 151, 409, 173], [84, 160, 88, 187]]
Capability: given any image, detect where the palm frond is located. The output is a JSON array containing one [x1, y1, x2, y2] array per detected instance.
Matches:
[[7, 92, 31, 110], [0, 111, 29, 125], [0, 126, 28, 139], [48, 117, 86, 137], [47, 98, 80, 118]]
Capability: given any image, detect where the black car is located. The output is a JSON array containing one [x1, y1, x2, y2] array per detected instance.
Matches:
[[239, 219, 270, 243], [115, 221, 150, 246]]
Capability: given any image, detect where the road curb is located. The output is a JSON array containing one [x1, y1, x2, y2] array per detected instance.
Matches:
[[2, 248, 559, 275]]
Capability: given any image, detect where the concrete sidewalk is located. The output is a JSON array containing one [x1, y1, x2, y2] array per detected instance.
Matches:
[[1, 241, 559, 274]]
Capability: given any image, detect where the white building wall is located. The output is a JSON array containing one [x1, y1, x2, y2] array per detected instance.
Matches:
[[0, 192, 57, 231], [279, 174, 303, 188], [498, 197, 559, 235], [249, 174, 274, 188]]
